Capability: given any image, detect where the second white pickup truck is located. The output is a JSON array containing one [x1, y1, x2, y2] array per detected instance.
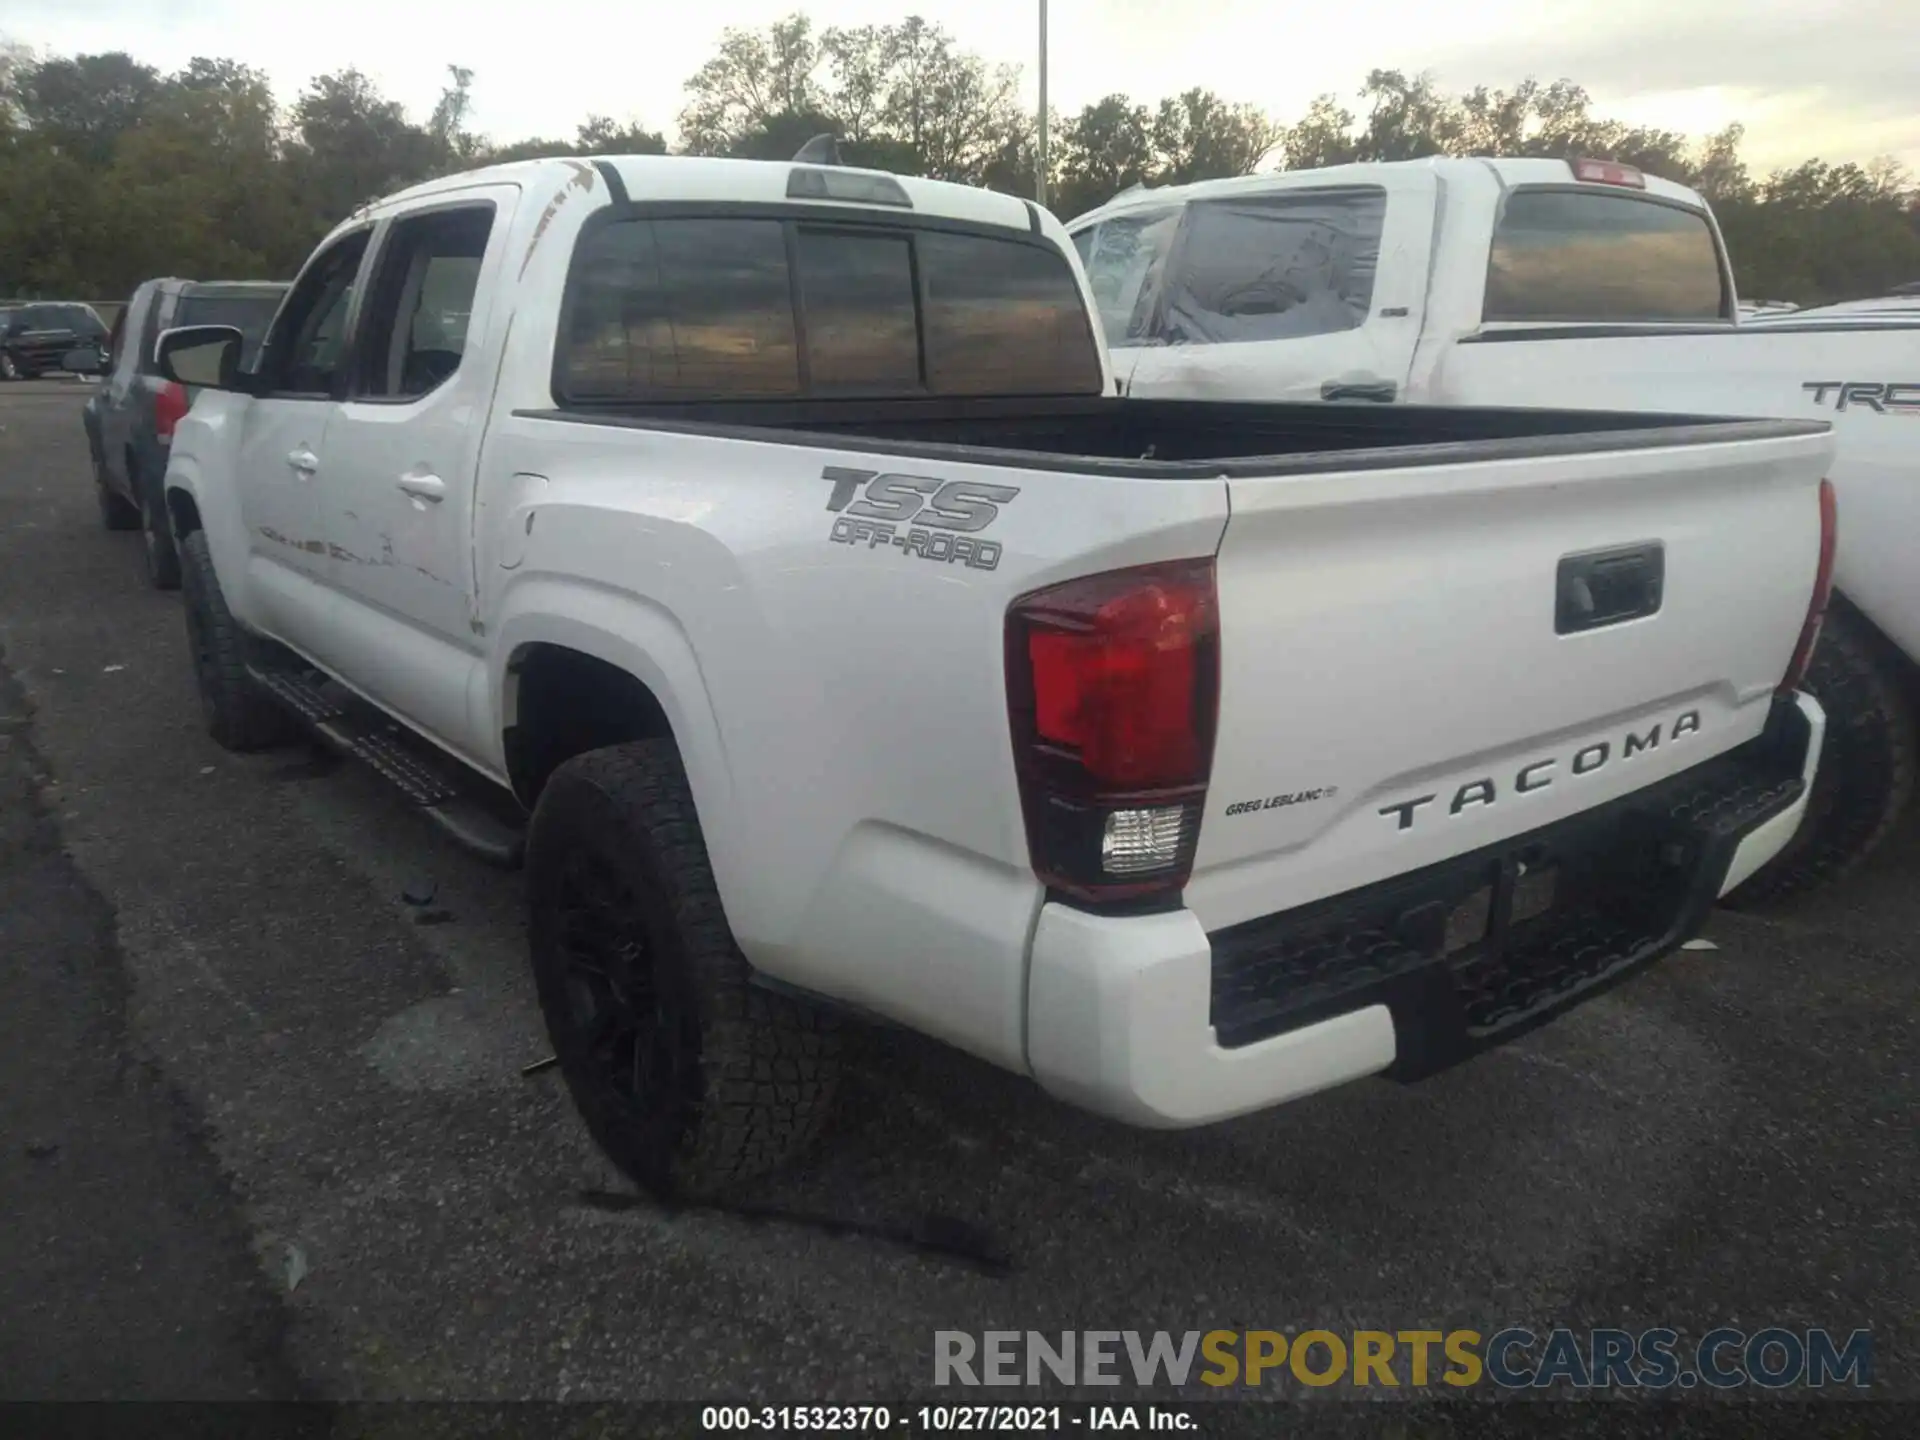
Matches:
[[152, 152, 1832, 1198], [1069, 156, 1917, 902]]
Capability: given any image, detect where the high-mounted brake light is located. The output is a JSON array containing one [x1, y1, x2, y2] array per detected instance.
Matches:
[[154, 380, 190, 442], [786, 165, 914, 209], [1781, 479, 1838, 694], [1571, 157, 1646, 189], [1006, 558, 1220, 906]]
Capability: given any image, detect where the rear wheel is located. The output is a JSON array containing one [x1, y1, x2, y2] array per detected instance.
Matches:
[[178, 530, 296, 752], [137, 462, 182, 590], [93, 446, 140, 531], [0, 352, 18, 382], [526, 740, 841, 1199], [1725, 604, 1916, 907]]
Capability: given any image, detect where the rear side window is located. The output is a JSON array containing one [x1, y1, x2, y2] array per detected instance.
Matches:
[[351, 205, 496, 400], [556, 214, 1101, 404], [1161, 188, 1385, 345], [1485, 190, 1728, 323]]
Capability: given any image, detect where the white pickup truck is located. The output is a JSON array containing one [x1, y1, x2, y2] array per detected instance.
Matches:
[[1068, 157, 1917, 902], [152, 152, 1833, 1198]]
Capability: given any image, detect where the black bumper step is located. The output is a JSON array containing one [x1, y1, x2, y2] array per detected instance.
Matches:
[[1208, 696, 1812, 1077], [249, 666, 525, 868]]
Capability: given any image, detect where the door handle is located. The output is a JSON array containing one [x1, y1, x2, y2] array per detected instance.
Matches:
[[287, 447, 319, 477], [397, 473, 446, 503], [1320, 379, 1398, 403]]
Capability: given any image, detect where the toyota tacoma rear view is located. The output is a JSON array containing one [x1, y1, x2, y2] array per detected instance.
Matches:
[[149, 150, 1835, 1197]]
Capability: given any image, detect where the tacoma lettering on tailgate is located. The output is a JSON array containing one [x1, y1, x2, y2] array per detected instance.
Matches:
[[822, 465, 1018, 571], [1378, 708, 1703, 832]]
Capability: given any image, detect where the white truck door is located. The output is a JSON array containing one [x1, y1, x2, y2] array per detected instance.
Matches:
[[305, 186, 521, 755], [231, 227, 373, 653], [1122, 171, 1439, 404]]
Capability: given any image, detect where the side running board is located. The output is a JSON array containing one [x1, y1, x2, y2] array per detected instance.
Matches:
[[248, 665, 526, 868]]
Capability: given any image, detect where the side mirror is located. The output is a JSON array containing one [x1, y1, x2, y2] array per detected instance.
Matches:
[[62, 347, 105, 376], [155, 324, 250, 393]]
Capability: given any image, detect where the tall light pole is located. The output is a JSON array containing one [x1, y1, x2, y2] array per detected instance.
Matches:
[[1036, 0, 1049, 208]]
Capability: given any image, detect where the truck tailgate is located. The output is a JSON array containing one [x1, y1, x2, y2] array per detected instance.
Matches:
[[1187, 427, 1833, 933]]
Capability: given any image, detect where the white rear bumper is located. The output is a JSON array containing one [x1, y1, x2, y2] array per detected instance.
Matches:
[[1717, 691, 1826, 897], [1024, 690, 1825, 1129], [1025, 901, 1398, 1127]]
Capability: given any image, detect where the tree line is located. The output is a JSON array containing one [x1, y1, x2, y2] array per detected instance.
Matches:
[[2, 16, 1916, 306]]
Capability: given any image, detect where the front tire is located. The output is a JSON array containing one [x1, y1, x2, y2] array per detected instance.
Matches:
[[178, 530, 295, 752], [137, 463, 182, 590], [0, 352, 18, 382], [1725, 604, 1916, 906], [526, 741, 840, 1199]]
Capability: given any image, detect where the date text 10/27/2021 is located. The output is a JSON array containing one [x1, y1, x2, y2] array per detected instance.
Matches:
[[702, 1407, 1192, 1432]]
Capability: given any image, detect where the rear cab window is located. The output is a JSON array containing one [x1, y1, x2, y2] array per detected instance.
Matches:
[[554, 209, 1104, 405], [1164, 189, 1385, 345], [1071, 187, 1387, 349], [1483, 189, 1730, 324]]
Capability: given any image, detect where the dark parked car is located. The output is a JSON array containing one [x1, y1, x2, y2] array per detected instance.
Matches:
[[0, 301, 109, 379], [74, 278, 286, 588]]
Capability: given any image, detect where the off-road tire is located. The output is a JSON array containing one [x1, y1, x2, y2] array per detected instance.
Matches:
[[93, 446, 139, 531], [1724, 603, 1917, 907], [178, 530, 296, 752], [137, 461, 182, 590], [526, 741, 840, 1200]]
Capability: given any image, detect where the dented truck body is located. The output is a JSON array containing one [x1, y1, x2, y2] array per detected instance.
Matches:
[[158, 153, 1832, 1152]]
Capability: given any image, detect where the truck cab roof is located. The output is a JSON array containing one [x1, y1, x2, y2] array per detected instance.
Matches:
[[353, 153, 1047, 240], [1074, 155, 1711, 225]]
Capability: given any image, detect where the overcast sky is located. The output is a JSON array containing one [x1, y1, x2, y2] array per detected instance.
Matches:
[[6, 0, 1914, 175]]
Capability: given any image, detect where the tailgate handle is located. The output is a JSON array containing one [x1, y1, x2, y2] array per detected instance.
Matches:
[[1556, 543, 1665, 635], [1321, 379, 1398, 403]]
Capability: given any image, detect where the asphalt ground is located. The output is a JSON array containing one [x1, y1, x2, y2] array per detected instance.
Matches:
[[0, 380, 1913, 1428]]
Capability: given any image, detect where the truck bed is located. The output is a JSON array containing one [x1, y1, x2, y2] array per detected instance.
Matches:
[[502, 387, 1832, 949], [522, 395, 1827, 477]]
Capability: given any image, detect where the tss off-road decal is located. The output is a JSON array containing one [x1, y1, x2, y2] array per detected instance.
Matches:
[[822, 466, 1019, 571]]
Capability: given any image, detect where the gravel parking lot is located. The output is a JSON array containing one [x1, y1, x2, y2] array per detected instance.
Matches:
[[0, 380, 1913, 1419]]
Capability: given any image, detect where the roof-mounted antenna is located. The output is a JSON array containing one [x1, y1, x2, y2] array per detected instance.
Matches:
[[793, 134, 844, 167]]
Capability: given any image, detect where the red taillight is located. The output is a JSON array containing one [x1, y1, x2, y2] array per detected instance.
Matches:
[[1007, 558, 1220, 905], [1781, 478, 1838, 694], [1571, 157, 1646, 189], [154, 381, 190, 442]]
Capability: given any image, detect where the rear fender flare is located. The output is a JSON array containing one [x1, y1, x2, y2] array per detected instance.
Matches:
[[490, 585, 751, 930]]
